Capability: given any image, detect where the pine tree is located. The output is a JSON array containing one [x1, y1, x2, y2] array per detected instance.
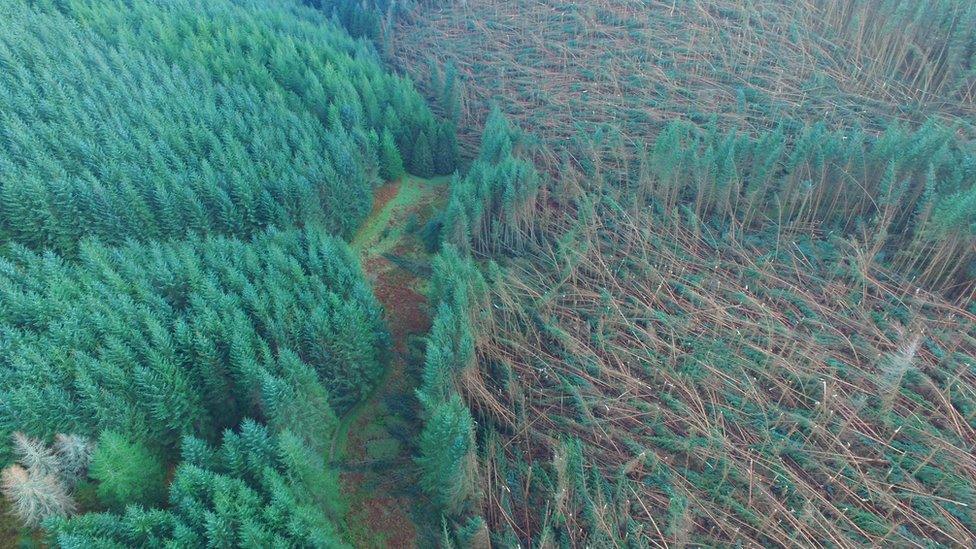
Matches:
[[435, 120, 460, 175], [88, 432, 167, 509], [417, 395, 477, 515], [410, 129, 436, 178], [380, 128, 406, 181], [1, 464, 75, 528]]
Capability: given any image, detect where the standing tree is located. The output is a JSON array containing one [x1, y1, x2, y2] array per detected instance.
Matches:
[[52, 435, 94, 490], [0, 432, 85, 528], [441, 61, 462, 124], [88, 432, 167, 510], [410, 130, 436, 178], [417, 395, 477, 515], [435, 120, 460, 175], [380, 128, 406, 181], [1, 465, 75, 528]]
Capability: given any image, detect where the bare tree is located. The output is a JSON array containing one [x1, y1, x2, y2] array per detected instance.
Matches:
[[1, 464, 75, 527]]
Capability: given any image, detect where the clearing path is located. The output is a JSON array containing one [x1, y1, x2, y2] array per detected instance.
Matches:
[[337, 175, 449, 548]]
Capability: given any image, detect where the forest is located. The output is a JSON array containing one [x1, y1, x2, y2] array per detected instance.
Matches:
[[0, 0, 974, 547]]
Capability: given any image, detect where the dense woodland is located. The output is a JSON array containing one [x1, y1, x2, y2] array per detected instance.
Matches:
[[0, 0, 449, 544], [0, 0, 974, 547]]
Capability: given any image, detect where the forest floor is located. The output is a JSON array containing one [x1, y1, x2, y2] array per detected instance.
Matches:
[[336, 175, 449, 548], [0, 499, 24, 548]]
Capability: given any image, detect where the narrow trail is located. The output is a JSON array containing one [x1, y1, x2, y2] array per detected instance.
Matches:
[[336, 176, 447, 548]]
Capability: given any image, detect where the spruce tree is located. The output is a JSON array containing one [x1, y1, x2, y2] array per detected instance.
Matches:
[[417, 395, 477, 515], [47, 422, 350, 547], [1, 465, 75, 528], [0, 433, 81, 528], [88, 432, 167, 509], [441, 61, 462, 123], [435, 121, 460, 175], [380, 128, 406, 181], [52, 435, 94, 490], [410, 129, 436, 178]]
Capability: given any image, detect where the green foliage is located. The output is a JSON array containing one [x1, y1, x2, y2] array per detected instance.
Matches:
[[46, 421, 349, 547], [435, 121, 461, 175], [417, 395, 476, 515], [0, 0, 443, 252], [0, 228, 387, 452], [440, 61, 463, 124], [304, 0, 387, 40], [639, 119, 976, 288], [380, 128, 406, 181], [442, 108, 540, 254], [414, 245, 485, 521], [0, 0, 450, 544], [261, 350, 338, 456], [411, 130, 437, 178], [88, 432, 166, 510], [417, 246, 485, 406]]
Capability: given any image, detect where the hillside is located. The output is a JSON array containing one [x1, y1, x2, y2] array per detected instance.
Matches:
[[0, 0, 452, 545], [0, 0, 973, 547], [390, 0, 976, 547], [391, 0, 976, 154]]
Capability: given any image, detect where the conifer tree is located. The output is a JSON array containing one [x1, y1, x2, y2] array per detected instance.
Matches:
[[1, 465, 75, 528], [441, 61, 462, 123], [435, 120, 460, 175], [260, 352, 338, 455], [0, 432, 87, 528], [380, 128, 406, 181], [88, 432, 167, 510], [417, 395, 477, 515], [46, 421, 350, 547], [0, 228, 387, 453], [0, 0, 444, 252], [12, 433, 60, 478], [52, 435, 93, 490], [411, 129, 436, 178]]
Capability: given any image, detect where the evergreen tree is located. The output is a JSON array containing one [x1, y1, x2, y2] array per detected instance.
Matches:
[[0, 432, 94, 528], [11, 433, 60, 478], [441, 61, 462, 123], [0, 228, 387, 452], [435, 120, 460, 175], [1, 465, 75, 528], [410, 130, 436, 178], [0, 0, 444, 252], [380, 128, 406, 181], [88, 432, 167, 509], [440, 110, 540, 254], [417, 395, 477, 515], [52, 435, 94, 490], [46, 422, 350, 547]]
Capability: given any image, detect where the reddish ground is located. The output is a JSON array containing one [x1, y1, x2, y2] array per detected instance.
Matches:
[[371, 180, 402, 213], [340, 179, 439, 548]]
